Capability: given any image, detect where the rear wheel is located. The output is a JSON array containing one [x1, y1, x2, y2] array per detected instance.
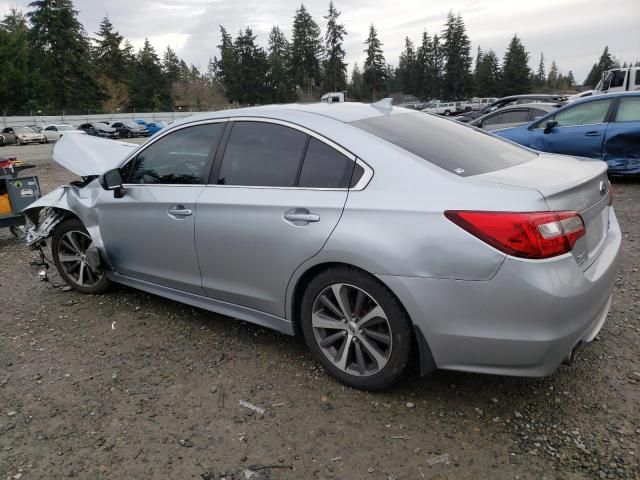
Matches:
[[300, 267, 412, 390], [52, 219, 111, 294], [444, 110, 451, 116]]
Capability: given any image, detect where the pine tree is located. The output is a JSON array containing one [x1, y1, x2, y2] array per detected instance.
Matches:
[[501, 35, 532, 96], [397, 37, 417, 95], [215, 26, 237, 101], [441, 12, 472, 100], [536, 53, 546, 88], [232, 28, 270, 105], [474, 49, 501, 97], [27, 0, 101, 111], [290, 4, 323, 93], [347, 62, 364, 100], [163, 46, 182, 85], [267, 26, 296, 103], [566, 70, 575, 88], [547, 60, 558, 89], [0, 9, 31, 113], [584, 46, 618, 87], [362, 24, 386, 101], [128, 39, 170, 110], [93, 16, 130, 80], [322, 1, 347, 92]]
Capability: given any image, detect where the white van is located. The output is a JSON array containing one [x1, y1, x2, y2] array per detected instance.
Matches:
[[595, 67, 640, 94]]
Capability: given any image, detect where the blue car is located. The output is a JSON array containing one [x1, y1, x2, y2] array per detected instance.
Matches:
[[134, 119, 167, 136], [494, 92, 640, 175]]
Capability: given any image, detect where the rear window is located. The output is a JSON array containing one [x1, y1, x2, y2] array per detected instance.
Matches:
[[350, 112, 535, 176]]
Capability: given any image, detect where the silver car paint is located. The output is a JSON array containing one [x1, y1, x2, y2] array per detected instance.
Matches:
[[24, 103, 621, 377]]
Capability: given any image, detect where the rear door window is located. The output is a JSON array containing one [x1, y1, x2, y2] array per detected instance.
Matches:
[[351, 112, 535, 177], [482, 110, 530, 126], [298, 138, 355, 188], [614, 97, 640, 122], [218, 122, 308, 187], [610, 70, 626, 88]]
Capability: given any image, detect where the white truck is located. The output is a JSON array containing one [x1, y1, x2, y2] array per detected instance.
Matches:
[[595, 66, 640, 94], [421, 101, 458, 116], [320, 92, 346, 103]]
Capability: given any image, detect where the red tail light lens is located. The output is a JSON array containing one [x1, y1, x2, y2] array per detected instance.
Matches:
[[444, 210, 586, 259]]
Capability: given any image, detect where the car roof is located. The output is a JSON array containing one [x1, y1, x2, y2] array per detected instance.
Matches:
[[173, 102, 408, 128]]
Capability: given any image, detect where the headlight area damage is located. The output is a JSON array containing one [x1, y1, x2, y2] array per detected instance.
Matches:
[[23, 134, 137, 270]]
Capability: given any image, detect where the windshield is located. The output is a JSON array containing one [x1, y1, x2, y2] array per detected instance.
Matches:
[[126, 122, 140, 128], [58, 125, 74, 131], [350, 112, 535, 177], [15, 127, 35, 133]]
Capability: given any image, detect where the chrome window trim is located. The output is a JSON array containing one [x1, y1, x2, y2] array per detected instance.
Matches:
[[118, 118, 230, 168], [119, 115, 374, 191]]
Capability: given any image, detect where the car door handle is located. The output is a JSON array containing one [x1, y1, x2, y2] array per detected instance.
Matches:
[[167, 206, 192, 217], [284, 209, 320, 224], [585, 131, 601, 137]]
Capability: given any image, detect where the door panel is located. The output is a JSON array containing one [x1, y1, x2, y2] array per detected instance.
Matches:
[[97, 185, 205, 294], [195, 187, 348, 317], [531, 123, 607, 158]]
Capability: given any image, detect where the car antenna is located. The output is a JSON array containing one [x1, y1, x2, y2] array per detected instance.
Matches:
[[371, 98, 393, 114]]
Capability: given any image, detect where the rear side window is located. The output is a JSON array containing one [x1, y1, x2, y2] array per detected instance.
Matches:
[[553, 99, 613, 127], [298, 138, 354, 188], [529, 108, 549, 120], [219, 122, 308, 187], [351, 112, 535, 177], [615, 97, 640, 122], [636, 70, 640, 86], [483, 110, 530, 126]]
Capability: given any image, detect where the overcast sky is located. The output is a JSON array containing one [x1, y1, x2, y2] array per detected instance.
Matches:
[[1, 0, 638, 83]]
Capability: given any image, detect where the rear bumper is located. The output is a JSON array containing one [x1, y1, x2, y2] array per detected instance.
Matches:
[[379, 208, 621, 377]]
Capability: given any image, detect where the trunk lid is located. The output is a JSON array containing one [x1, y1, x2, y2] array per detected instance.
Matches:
[[473, 154, 610, 270]]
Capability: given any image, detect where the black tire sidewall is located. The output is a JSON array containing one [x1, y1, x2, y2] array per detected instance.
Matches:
[[51, 219, 111, 294], [300, 267, 412, 390]]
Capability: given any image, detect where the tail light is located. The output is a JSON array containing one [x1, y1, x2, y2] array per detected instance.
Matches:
[[444, 210, 585, 259]]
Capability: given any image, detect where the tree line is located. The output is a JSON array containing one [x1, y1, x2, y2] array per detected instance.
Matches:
[[0, 0, 636, 115]]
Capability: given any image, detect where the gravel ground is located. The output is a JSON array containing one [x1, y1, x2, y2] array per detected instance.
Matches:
[[1, 142, 639, 480]]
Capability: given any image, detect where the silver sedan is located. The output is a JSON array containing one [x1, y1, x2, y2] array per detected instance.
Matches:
[[24, 102, 621, 390]]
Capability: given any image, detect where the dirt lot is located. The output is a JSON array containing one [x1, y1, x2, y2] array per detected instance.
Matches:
[[1, 142, 639, 480]]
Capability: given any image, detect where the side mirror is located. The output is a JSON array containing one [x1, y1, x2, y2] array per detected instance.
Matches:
[[101, 168, 125, 198], [544, 120, 557, 134]]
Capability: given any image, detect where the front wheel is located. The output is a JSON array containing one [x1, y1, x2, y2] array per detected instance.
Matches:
[[16, 137, 22, 145], [52, 219, 111, 294], [300, 267, 412, 390]]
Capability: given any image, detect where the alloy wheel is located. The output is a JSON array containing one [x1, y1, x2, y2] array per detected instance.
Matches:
[[57, 230, 104, 288], [311, 283, 393, 377]]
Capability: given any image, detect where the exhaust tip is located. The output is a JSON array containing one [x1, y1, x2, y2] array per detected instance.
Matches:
[[562, 342, 583, 366]]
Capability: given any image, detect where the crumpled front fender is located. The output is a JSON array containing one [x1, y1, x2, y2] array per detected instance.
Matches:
[[23, 179, 111, 268]]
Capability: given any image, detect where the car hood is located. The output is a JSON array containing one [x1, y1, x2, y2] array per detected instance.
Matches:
[[53, 133, 137, 176]]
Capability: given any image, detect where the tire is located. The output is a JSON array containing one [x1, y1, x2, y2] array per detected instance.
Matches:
[[16, 137, 22, 145], [444, 110, 451, 116], [300, 266, 412, 390], [52, 219, 111, 294], [127, 131, 132, 138]]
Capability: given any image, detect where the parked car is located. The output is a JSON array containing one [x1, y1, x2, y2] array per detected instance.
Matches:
[[0, 134, 5, 147], [595, 67, 640, 94], [144, 121, 168, 135], [494, 92, 640, 175], [24, 102, 620, 390], [78, 122, 119, 139], [568, 90, 596, 102], [42, 124, 86, 142], [110, 121, 147, 138], [457, 94, 569, 123], [468, 103, 560, 131], [1, 126, 47, 145], [422, 102, 458, 116]]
